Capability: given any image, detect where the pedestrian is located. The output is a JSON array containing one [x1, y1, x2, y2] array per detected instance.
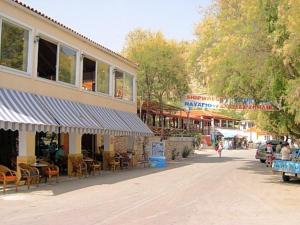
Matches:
[[281, 142, 291, 161], [275, 143, 281, 153], [265, 142, 273, 167], [217, 140, 223, 157]]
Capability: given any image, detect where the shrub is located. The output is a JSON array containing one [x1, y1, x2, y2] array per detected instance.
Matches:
[[182, 146, 192, 158], [171, 148, 177, 160]]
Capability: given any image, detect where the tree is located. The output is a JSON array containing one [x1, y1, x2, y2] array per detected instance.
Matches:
[[122, 29, 189, 136], [192, 0, 300, 138]]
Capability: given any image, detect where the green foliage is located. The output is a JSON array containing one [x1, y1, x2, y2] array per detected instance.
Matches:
[[0, 20, 28, 71], [122, 29, 189, 107], [171, 148, 179, 160], [192, 0, 300, 138], [182, 146, 192, 158]]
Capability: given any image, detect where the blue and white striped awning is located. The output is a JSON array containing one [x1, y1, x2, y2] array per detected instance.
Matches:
[[84, 105, 132, 136], [115, 111, 153, 136], [0, 88, 59, 132], [36, 95, 103, 134], [0, 88, 153, 136]]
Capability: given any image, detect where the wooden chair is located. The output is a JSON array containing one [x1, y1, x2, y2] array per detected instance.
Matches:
[[0, 165, 19, 193], [18, 163, 39, 189], [120, 153, 131, 169], [71, 158, 88, 177], [104, 153, 120, 171], [138, 152, 150, 168], [90, 160, 101, 176], [39, 160, 59, 183]]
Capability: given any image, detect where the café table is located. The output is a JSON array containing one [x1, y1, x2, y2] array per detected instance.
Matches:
[[83, 158, 94, 175], [30, 163, 48, 183]]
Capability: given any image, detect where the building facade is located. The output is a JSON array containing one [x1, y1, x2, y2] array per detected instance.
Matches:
[[0, 0, 152, 173]]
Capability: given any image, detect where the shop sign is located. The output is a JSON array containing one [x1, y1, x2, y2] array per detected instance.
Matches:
[[183, 94, 275, 111], [151, 142, 165, 157]]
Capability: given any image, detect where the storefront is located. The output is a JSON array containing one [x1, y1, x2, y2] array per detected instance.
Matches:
[[0, 0, 152, 175]]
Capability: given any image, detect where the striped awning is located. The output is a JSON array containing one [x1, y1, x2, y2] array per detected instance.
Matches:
[[84, 105, 132, 136], [0, 88, 152, 136], [0, 88, 58, 132], [36, 95, 103, 134], [115, 111, 153, 136]]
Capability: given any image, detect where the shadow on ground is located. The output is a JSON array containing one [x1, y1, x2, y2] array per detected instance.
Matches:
[[1, 152, 252, 196], [237, 158, 300, 186]]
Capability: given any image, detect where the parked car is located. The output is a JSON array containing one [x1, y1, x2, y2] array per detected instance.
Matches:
[[255, 140, 282, 163]]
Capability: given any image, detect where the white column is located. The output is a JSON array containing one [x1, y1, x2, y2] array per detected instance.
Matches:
[[69, 133, 82, 154], [226, 120, 229, 128], [104, 134, 114, 152], [18, 131, 35, 157]]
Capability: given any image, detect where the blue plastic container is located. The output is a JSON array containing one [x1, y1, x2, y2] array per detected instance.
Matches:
[[149, 156, 167, 168]]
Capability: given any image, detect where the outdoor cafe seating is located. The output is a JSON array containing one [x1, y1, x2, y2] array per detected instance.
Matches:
[[0, 165, 19, 193], [39, 160, 60, 183], [18, 163, 40, 190], [70, 158, 88, 177], [104, 152, 120, 171]]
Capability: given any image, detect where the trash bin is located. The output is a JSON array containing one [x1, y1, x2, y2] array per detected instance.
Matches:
[[149, 156, 166, 168]]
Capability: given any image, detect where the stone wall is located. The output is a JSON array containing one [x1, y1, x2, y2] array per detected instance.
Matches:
[[164, 137, 194, 160], [114, 136, 195, 162]]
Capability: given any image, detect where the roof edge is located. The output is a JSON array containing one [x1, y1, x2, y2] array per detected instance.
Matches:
[[9, 0, 138, 69]]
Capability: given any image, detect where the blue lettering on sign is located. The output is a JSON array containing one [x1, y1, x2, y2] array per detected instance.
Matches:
[[183, 101, 218, 109]]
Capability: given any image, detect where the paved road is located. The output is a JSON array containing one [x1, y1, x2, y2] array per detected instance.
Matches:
[[1, 149, 300, 225]]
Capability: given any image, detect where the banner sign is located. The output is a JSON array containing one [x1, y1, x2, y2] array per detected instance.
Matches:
[[183, 94, 274, 111], [151, 142, 165, 157]]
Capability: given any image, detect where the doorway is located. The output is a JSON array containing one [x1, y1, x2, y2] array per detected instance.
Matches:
[[0, 129, 18, 168]]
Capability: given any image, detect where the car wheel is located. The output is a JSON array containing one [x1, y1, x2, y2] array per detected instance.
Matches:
[[260, 159, 266, 163], [282, 173, 290, 182]]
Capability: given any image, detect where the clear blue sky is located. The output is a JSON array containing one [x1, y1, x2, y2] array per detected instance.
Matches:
[[19, 0, 212, 53]]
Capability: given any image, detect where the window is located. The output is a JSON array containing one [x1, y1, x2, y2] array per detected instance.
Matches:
[[0, 19, 29, 72], [82, 57, 96, 91], [114, 70, 123, 98], [37, 36, 78, 86], [37, 38, 57, 81], [97, 61, 110, 94], [114, 70, 134, 101], [58, 45, 76, 85], [124, 73, 133, 101]]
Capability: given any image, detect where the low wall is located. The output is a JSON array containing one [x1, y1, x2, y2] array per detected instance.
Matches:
[[114, 136, 195, 162], [146, 137, 194, 160]]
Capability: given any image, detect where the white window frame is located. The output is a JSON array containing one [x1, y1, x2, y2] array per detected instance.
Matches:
[[114, 68, 135, 102], [0, 14, 33, 76], [57, 44, 78, 86], [96, 59, 111, 95], [81, 51, 112, 96], [36, 32, 79, 88]]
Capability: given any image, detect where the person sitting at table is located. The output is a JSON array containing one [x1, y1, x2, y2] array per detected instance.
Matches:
[[55, 145, 65, 163]]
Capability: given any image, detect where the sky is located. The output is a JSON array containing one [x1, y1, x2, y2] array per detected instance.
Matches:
[[19, 0, 212, 53]]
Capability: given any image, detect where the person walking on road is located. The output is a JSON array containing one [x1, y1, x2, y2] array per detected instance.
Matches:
[[217, 141, 223, 157]]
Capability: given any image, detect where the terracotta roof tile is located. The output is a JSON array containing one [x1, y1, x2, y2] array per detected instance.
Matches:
[[10, 0, 137, 68]]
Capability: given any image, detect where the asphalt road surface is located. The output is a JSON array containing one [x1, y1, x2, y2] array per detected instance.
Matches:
[[1, 149, 300, 225]]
